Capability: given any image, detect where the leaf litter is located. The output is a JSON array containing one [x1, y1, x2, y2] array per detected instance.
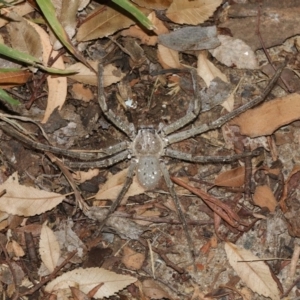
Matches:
[[1, 0, 300, 299]]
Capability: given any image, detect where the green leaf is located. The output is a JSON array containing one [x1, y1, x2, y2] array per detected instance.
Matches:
[[0, 43, 41, 65], [112, 0, 154, 30], [0, 88, 19, 105], [36, 0, 95, 72]]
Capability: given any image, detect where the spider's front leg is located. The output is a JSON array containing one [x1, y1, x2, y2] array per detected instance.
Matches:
[[166, 63, 285, 146], [160, 69, 201, 137], [98, 64, 136, 140]]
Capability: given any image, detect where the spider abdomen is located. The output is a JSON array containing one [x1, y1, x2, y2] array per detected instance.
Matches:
[[137, 156, 161, 190]]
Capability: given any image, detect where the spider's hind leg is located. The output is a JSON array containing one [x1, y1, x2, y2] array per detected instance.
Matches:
[[159, 161, 196, 267]]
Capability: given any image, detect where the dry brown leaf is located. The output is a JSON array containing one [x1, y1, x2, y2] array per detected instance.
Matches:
[[6, 13, 42, 61], [230, 93, 300, 137], [76, 5, 143, 42], [121, 246, 145, 270], [132, 0, 172, 9], [95, 168, 145, 204], [50, 0, 89, 50], [253, 185, 277, 212], [21, 19, 67, 123], [0, 172, 65, 216], [210, 35, 258, 69], [71, 83, 94, 102], [73, 169, 100, 184], [166, 0, 222, 25], [121, 11, 169, 46], [39, 223, 61, 273], [225, 242, 280, 300], [157, 44, 181, 69], [197, 51, 227, 87], [0, 70, 32, 87], [214, 166, 245, 187], [67, 62, 125, 86], [142, 279, 171, 299], [45, 267, 137, 298]]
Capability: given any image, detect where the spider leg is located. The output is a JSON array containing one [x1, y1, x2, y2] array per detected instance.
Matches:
[[159, 161, 195, 264], [165, 148, 261, 163], [0, 122, 129, 161], [98, 63, 136, 140], [65, 149, 131, 168], [98, 159, 137, 230], [166, 62, 285, 145], [160, 69, 201, 136]]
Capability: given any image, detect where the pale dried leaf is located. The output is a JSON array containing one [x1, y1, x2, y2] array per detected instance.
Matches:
[[23, 19, 67, 123], [142, 279, 171, 299], [122, 246, 145, 270], [210, 35, 258, 69], [7, 12, 42, 61], [0, 172, 65, 216], [45, 267, 137, 298], [197, 51, 227, 87], [95, 168, 145, 204], [166, 0, 222, 25], [39, 223, 61, 273], [67, 62, 125, 86], [225, 242, 280, 300], [157, 44, 181, 69], [214, 166, 245, 187], [253, 185, 277, 212], [76, 5, 138, 42], [50, 0, 81, 50], [11, 240, 25, 257], [73, 169, 100, 184], [230, 93, 300, 137]]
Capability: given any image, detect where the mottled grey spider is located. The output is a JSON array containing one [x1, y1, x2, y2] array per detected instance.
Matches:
[[63, 64, 282, 260], [0, 63, 283, 263]]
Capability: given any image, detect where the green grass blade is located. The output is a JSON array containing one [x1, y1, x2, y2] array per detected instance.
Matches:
[[112, 0, 154, 30], [36, 0, 95, 72], [0, 43, 41, 65], [0, 88, 19, 105]]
